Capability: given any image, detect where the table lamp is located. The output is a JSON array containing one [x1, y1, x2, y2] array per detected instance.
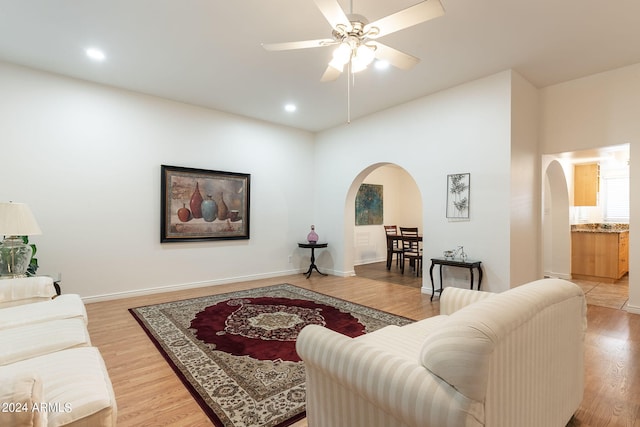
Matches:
[[0, 202, 42, 277]]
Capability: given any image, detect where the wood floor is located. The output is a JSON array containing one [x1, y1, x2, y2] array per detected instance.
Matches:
[[85, 267, 639, 427]]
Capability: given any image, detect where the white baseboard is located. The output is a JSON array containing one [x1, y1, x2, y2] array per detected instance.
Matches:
[[81, 268, 303, 303], [543, 271, 572, 280], [353, 257, 387, 266], [420, 286, 433, 295]]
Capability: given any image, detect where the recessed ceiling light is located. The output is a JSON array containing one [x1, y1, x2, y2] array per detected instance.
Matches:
[[86, 48, 106, 61], [374, 60, 390, 70], [284, 104, 297, 113]]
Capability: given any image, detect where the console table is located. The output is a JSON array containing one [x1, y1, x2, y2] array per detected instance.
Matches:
[[429, 257, 483, 301], [298, 242, 328, 279]]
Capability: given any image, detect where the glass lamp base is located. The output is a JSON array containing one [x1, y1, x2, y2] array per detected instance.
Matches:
[[0, 236, 33, 277]]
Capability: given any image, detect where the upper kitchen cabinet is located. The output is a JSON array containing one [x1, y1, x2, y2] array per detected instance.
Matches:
[[574, 163, 599, 206]]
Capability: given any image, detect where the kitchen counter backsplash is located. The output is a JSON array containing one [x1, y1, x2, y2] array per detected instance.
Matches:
[[571, 223, 629, 232]]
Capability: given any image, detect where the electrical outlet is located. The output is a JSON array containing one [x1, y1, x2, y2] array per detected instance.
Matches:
[[288, 255, 292, 264]]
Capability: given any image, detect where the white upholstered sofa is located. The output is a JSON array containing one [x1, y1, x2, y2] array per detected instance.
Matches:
[[297, 278, 586, 427], [0, 277, 117, 427]]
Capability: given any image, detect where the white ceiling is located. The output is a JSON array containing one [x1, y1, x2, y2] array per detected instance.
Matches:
[[1, 0, 640, 132]]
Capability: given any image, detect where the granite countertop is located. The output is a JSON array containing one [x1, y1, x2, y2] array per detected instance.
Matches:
[[571, 223, 629, 233]]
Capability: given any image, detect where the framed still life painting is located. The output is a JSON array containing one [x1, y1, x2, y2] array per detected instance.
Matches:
[[161, 165, 250, 242]]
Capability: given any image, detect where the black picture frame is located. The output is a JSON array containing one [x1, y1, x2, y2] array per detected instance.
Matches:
[[161, 165, 250, 242]]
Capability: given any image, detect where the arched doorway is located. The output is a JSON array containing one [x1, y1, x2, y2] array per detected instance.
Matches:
[[343, 163, 423, 284], [543, 160, 571, 278]]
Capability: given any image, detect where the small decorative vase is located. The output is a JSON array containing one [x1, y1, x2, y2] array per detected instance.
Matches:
[[307, 225, 318, 244], [190, 182, 203, 219]]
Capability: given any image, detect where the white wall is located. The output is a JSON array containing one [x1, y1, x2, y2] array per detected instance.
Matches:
[[1, 61, 547, 300], [314, 71, 518, 293], [0, 62, 315, 300], [510, 71, 541, 285], [540, 62, 640, 312], [352, 165, 422, 265]]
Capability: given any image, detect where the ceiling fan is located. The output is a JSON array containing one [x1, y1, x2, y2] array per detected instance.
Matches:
[[262, 0, 445, 82]]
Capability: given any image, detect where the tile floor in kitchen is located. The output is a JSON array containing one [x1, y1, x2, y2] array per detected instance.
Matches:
[[571, 274, 629, 310]]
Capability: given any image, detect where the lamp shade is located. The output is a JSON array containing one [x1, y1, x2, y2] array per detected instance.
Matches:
[[0, 202, 42, 236]]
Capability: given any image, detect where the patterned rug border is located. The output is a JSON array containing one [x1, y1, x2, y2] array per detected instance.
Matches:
[[129, 283, 413, 427], [129, 300, 227, 426]]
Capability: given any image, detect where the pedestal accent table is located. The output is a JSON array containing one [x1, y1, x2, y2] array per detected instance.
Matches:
[[298, 242, 328, 279]]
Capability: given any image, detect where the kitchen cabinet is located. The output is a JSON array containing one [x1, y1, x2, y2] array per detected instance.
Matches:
[[618, 231, 629, 277], [574, 163, 599, 206], [571, 230, 628, 282]]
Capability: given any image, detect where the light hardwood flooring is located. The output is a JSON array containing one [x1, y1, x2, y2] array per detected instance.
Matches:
[[354, 261, 423, 288], [85, 269, 639, 427], [356, 261, 631, 311]]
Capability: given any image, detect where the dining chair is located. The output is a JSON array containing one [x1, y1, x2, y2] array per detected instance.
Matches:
[[400, 227, 422, 276], [383, 225, 403, 269]]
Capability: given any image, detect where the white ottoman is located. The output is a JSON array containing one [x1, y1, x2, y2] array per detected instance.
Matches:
[[0, 347, 117, 427]]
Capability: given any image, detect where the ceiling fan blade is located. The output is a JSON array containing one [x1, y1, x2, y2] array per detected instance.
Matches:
[[313, 0, 350, 29], [320, 65, 342, 82], [366, 0, 445, 38], [371, 41, 420, 70], [262, 39, 336, 51]]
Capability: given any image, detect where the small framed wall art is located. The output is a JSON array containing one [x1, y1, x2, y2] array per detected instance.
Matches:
[[446, 173, 470, 219], [161, 165, 250, 242]]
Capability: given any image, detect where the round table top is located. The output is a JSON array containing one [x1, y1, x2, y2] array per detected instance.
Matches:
[[298, 242, 328, 248]]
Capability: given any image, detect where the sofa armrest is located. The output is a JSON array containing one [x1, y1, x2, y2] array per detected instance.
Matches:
[[0, 277, 56, 309], [0, 371, 47, 427], [296, 325, 483, 427], [439, 287, 495, 315], [0, 294, 87, 330]]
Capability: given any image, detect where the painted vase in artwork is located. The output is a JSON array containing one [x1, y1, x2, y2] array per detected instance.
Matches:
[[214, 192, 229, 220], [307, 225, 318, 244], [201, 195, 217, 222], [190, 182, 203, 218]]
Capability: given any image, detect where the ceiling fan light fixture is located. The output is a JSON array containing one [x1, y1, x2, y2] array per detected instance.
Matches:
[[332, 42, 352, 66], [328, 58, 345, 72], [351, 44, 375, 73], [374, 59, 390, 70], [351, 58, 368, 73], [355, 44, 375, 66]]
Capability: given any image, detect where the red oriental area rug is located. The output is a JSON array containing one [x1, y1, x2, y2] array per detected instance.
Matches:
[[129, 284, 412, 427]]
